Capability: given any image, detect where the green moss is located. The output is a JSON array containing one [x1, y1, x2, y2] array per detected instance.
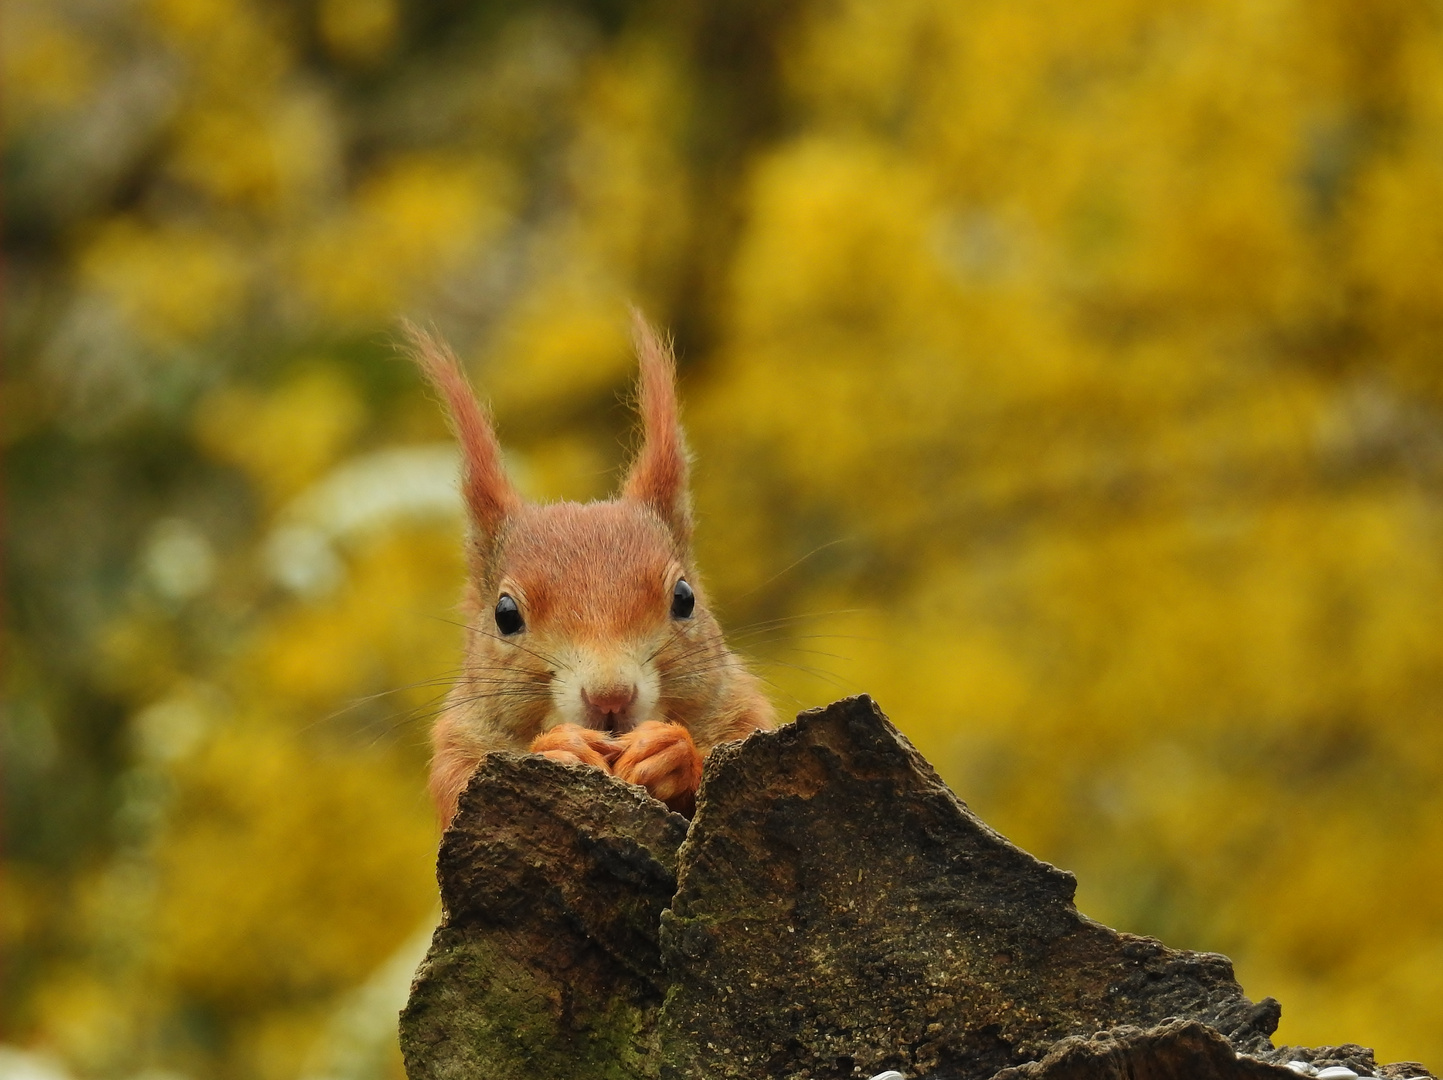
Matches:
[[400, 932, 659, 1080]]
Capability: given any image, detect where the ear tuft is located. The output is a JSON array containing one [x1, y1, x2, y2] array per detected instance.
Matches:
[[401, 321, 519, 548], [622, 308, 692, 547]]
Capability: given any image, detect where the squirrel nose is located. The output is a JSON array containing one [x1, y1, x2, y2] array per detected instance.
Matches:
[[581, 684, 639, 731]]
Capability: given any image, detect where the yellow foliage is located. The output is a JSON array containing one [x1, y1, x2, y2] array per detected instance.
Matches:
[[293, 155, 513, 322], [79, 219, 250, 344], [11, 0, 1443, 1075], [150, 721, 433, 1005], [1, 8, 97, 117], [169, 93, 339, 211], [565, 41, 690, 283], [193, 367, 366, 508], [144, 0, 290, 94], [29, 968, 137, 1074], [251, 528, 464, 709], [482, 281, 635, 412], [316, 0, 398, 65], [97, 614, 185, 703]]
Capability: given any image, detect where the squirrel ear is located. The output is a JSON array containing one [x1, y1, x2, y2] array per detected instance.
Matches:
[[621, 308, 693, 547], [402, 321, 520, 551]]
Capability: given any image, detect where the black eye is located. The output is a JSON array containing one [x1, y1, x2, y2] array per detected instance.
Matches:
[[495, 594, 524, 635], [671, 578, 695, 619]]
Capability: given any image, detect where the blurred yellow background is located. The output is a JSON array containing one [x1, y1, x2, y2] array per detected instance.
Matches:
[[5, 0, 1442, 1077]]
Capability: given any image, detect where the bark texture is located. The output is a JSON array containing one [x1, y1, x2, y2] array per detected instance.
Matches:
[[399, 696, 1437, 1080]]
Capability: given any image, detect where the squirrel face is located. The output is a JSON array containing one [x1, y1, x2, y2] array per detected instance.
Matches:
[[466, 499, 732, 742], [409, 311, 774, 825]]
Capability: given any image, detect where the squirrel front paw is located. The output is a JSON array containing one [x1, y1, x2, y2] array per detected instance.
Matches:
[[529, 724, 622, 771], [612, 720, 704, 816]]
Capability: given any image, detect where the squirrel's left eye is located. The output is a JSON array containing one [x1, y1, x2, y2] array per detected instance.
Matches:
[[671, 578, 695, 619]]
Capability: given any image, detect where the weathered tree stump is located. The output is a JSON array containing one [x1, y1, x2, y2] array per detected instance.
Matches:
[[399, 696, 1437, 1080]]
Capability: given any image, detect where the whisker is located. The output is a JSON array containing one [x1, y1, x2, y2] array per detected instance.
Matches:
[[727, 538, 854, 602], [297, 680, 464, 735], [736, 670, 807, 711], [428, 613, 570, 673], [756, 644, 854, 663], [644, 623, 688, 665], [781, 632, 883, 645], [725, 608, 872, 637], [651, 638, 724, 669], [751, 657, 860, 696]]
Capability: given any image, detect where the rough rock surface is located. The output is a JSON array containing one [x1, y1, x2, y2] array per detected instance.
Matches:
[[657, 696, 1282, 1079], [400, 754, 685, 1078], [399, 696, 1437, 1080], [992, 1020, 1289, 1080]]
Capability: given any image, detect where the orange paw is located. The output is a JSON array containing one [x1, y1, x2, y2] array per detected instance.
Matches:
[[529, 724, 622, 771], [612, 721, 703, 815]]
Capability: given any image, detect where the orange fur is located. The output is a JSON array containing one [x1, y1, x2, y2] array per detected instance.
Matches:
[[622, 308, 691, 545], [402, 321, 519, 563], [409, 314, 775, 828], [529, 725, 623, 770], [612, 721, 705, 816]]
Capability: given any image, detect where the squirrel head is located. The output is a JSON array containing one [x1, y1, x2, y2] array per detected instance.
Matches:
[[406, 311, 737, 742]]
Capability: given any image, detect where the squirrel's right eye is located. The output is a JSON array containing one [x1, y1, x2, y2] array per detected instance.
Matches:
[[670, 578, 695, 619], [494, 594, 524, 635]]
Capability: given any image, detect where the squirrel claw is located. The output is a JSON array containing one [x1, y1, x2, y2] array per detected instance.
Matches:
[[529, 724, 620, 771], [613, 720, 704, 816]]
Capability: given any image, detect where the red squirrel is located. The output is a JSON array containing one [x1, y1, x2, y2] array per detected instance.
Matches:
[[408, 311, 775, 826]]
